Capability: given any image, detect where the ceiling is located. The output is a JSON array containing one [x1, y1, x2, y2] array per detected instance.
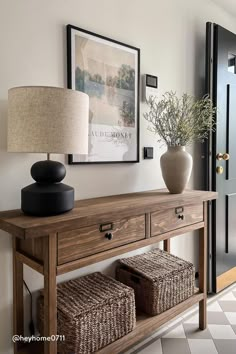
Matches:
[[211, 0, 236, 16]]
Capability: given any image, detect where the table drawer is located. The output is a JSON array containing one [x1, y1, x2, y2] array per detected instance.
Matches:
[[58, 214, 145, 265], [151, 203, 203, 236]]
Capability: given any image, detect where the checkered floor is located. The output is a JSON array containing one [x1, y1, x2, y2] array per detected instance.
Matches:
[[125, 283, 236, 354]]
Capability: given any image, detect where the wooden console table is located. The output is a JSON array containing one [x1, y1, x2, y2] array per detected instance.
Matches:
[[0, 189, 217, 354]]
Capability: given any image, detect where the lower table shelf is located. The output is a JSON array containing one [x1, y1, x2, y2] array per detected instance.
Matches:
[[18, 290, 204, 354], [98, 289, 204, 353]]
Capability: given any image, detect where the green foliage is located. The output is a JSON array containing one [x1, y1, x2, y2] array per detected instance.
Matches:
[[120, 100, 135, 126], [90, 73, 105, 85], [106, 64, 135, 90], [75, 67, 86, 91], [106, 75, 116, 87], [117, 64, 135, 90], [144, 92, 216, 146], [76, 64, 135, 95], [75, 67, 105, 98]]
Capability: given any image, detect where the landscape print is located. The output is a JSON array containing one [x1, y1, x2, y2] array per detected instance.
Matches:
[[68, 27, 139, 163]]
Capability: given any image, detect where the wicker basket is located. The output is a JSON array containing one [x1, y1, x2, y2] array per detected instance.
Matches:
[[38, 272, 136, 354], [116, 248, 195, 316]]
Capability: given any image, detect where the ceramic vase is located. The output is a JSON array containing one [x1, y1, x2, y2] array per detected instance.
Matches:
[[160, 146, 193, 194]]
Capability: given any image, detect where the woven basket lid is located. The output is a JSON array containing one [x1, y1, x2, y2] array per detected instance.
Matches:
[[118, 248, 194, 282], [56, 272, 133, 319]]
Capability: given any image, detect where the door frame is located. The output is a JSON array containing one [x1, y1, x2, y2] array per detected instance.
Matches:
[[205, 22, 236, 293], [205, 22, 217, 293]]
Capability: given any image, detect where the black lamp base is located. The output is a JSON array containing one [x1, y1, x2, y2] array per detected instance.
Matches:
[[21, 160, 74, 216], [22, 183, 74, 216]]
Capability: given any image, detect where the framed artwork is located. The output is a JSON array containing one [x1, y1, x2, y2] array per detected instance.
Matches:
[[67, 24, 140, 164]]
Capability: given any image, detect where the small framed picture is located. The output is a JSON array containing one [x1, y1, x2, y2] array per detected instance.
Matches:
[[67, 25, 140, 164]]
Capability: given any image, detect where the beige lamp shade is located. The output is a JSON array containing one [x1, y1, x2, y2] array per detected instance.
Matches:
[[8, 86, 89, 154]]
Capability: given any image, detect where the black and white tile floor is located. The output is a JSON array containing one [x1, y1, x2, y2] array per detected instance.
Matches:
[[124, 283, 236, 354]]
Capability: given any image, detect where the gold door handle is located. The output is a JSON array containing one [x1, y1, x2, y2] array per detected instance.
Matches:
[[216, 166, 224, 174], [223, 153, 230, 160], [216, 153, 230, 161]]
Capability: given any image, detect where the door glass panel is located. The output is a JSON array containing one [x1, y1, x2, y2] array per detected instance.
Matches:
[[228, 53, 236, 73]]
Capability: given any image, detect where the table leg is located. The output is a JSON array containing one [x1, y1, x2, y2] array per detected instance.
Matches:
[[164, 239, 170, 252], [199, 201, 207, 330], [44, 234, 57, 354], [13, 237, 24, 354]]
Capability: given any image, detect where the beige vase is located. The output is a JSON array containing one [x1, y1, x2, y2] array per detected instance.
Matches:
[[160, 146, 193, 194]]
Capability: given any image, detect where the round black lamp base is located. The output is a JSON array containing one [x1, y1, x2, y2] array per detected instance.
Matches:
[[21, 183, 74, 216], [21, 160, 74, 216]]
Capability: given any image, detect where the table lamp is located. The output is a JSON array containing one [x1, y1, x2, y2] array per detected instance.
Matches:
[[8, 86, 89, 216]]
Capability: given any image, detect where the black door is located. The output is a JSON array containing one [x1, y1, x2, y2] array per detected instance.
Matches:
[[206, 23, 236, 293]]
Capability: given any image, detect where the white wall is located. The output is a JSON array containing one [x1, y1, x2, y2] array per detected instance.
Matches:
[[0, 0, 236, 352]]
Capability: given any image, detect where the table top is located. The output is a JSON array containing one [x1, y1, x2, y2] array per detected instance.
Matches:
[[0, 189, 217, 239]]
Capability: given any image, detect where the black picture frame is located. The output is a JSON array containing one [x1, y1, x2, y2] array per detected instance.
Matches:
[[67, 24, 140, 164]]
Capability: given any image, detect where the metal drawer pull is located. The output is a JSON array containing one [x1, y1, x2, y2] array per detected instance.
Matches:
[[99, 222, 113, 232], [175, 206, 184, 214], [105, 232, 113, 240], [178, 214, 184, 220]]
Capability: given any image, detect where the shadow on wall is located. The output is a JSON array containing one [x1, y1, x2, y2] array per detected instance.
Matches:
[[193, 23, 207, 191], [182, 22, 206, 273], [0, 233, 13, 354], [0, 100, 20, 210], [0, 102, 13, 353], [192, 26, 206, 274], [0, 100, 7, 152]]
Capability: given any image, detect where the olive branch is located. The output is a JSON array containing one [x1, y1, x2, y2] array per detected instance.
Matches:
[[144, 92, 216, 146]]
